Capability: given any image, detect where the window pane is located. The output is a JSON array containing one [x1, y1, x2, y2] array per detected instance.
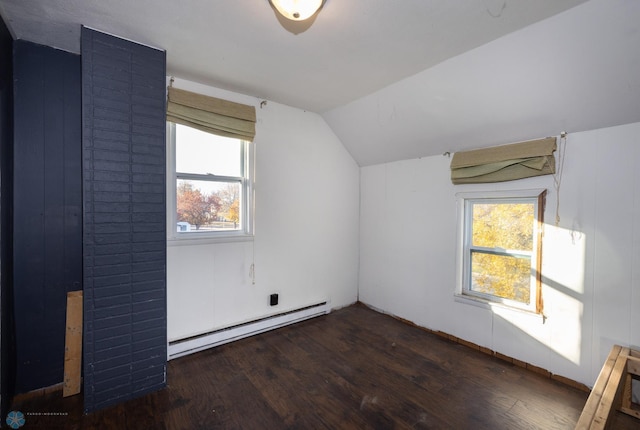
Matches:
[[176, 179, 241, 232], [471, 251, 531, 303], [472, 202, 533, 250], [175, 124, 242, 177]]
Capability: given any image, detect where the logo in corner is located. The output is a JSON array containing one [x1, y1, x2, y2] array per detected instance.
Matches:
[[6, 411, 25, 429]]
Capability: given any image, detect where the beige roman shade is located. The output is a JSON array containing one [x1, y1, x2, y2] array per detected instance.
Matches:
[[167, 87, 256, 141], [450, 137, 557, 184]]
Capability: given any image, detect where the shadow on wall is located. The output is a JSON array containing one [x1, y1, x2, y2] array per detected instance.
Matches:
[[493, 219, 637, 390], [489, 222, 587, 378]]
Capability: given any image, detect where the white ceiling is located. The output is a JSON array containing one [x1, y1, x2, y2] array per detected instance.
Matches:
[[325, 0, 640, 165], [1, 0, 639, 166]]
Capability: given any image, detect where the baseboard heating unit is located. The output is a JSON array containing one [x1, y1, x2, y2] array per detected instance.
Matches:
[[168, 301, 330, 360]]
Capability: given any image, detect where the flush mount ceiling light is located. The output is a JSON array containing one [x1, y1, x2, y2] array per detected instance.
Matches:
[[270, 0, 324, 21]]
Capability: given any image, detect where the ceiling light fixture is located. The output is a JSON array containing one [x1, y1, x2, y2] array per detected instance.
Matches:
[[270, 0, 324, 21]]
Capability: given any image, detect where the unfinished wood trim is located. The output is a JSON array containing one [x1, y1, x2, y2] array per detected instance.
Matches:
[[621, 373, 633, 411], [456, 337, 480, 351], [495, 352, 513, 364], [627, 355, 640, 376], [527, 363, 553, 378], [357, 301, 590, 393], [440, 330, 582, 389], [574, 345, 640, 429], [552, 373, 593, 392], [434, 331, 450, 341], [619, 406, 640, 420], [479, 346, 494, 356], [575, 345, 621, 429], [63, 291, 83, 397], [620, 354, 640, 420], [513, 358, 527, 369], [590, 347, 629, 429], [535, 190, 546, 314]]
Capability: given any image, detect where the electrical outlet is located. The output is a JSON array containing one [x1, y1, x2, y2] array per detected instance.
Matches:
[[270, 293, 278, 306]]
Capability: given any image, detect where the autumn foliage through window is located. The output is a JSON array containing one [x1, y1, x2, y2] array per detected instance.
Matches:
[[470, 202, 534, 303], [176, 181, 240, 231], [170, 123, 251, 236], [459, 190, 544, 312]]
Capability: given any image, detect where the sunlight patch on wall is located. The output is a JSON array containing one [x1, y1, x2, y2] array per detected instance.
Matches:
[[544, 224, 586, 365], [543, 223, 586, 295], [492, 224, 586, 366]]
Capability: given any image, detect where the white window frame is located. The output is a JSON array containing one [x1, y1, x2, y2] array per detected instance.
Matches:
[[455, 189, 545, 313], [167, 122, 254, 243]]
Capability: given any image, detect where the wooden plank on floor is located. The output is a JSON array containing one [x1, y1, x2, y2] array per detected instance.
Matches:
[[63, 290, 83, 397]]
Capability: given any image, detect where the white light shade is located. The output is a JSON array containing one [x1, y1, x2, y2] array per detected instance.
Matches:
[[270, 0, 323, 21]]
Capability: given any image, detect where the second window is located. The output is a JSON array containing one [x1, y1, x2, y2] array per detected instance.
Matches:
[[459, 190, 545, 312]]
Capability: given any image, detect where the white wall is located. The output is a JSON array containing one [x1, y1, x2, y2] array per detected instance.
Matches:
[[167, 78, 360, 341], [359, 121, 640, 387]]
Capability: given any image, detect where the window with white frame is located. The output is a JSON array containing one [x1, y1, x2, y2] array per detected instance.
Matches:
[[168, 122, 253, 239], [457, 190, 545, 313]]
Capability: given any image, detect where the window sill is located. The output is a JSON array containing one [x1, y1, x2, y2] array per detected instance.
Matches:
[[454, 294, 545, 322], [167, 234, 254, 247]]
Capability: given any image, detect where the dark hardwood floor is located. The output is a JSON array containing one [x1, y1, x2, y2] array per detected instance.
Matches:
[[10, 303, 639, 429]]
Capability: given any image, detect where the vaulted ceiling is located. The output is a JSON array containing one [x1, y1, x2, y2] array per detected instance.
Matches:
[[1, 0, 639, 165]]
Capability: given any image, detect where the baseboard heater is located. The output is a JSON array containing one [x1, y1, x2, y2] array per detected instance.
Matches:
[[168, 301, 330, 360]]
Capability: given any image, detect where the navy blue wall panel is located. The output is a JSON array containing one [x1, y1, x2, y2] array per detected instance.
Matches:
[[0, 12, 15, 417], [81, 27, 167, 413], [13, 40, 82, 393]]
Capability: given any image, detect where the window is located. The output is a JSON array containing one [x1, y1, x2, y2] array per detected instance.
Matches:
[[168, 122, 253, 240], [457, 190, 545, 312]]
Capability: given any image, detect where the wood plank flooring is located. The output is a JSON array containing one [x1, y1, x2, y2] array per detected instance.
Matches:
[[10, 303, 639, 429]]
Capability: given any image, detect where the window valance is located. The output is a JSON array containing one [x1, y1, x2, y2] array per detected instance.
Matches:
[[167, 87, 256, 141], [450, 137, 556, 184]]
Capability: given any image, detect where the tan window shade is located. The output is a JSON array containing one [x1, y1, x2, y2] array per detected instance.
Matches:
[[167, 87, 256, 141], [450, 137, 557, 184]]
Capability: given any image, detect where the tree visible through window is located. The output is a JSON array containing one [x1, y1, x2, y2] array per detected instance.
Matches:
[[169, 123, 252, 237], [459, 190, 545, 312], [176, 181, 221, 230]]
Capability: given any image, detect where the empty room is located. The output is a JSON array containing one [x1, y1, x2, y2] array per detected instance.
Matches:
[[0, 0, 639, 428]]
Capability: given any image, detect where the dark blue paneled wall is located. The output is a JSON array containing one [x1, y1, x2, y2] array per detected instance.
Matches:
[[0, 12, 15, 418], [13, 40, 82, 393], [81, 27, 167, 413]]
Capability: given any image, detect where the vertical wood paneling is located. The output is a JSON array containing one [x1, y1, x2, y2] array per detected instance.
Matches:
[[81, 27, 167, 413], [591, 126, 635, 378], [13, 40, 81, 393], [0, 12, 15, 419], [630, 133, 640, 351]]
